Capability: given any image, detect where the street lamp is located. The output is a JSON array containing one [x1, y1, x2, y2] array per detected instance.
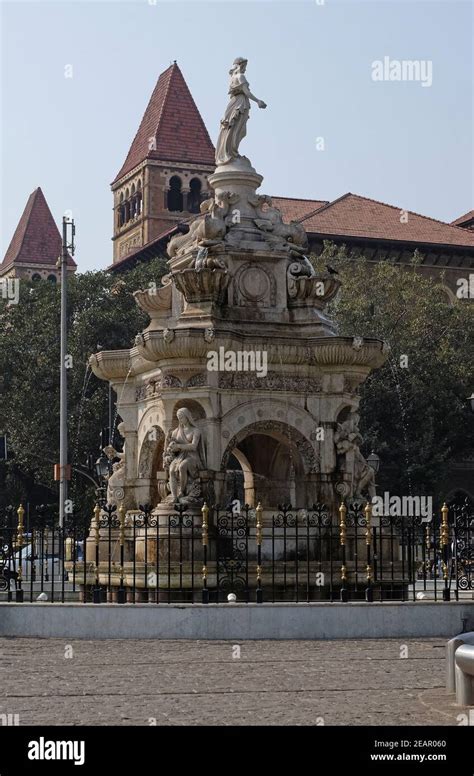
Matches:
[[94, 454, 110, 481], [94, 453, 112, 506], [367, 451, 380, 473], [467, 393, 474, 414]]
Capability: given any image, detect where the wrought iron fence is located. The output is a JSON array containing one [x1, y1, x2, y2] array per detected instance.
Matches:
[[0, 498, 472, 604]]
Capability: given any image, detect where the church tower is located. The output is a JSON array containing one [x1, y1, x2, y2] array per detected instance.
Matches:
[[0, 187, 76, 280], [111, 62, 215, 266]]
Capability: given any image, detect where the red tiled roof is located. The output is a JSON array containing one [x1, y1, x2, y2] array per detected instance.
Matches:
[[270, 196, 328, 222], [451, 209, 474, 227], [113, 63, 215, 183], [1, 187, 76, 271], [299, 193, 474, 248]]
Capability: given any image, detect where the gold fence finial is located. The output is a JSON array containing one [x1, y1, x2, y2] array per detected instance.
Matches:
[[201, 502, 209, 547]]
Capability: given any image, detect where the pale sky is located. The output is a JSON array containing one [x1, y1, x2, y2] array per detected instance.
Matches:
[[1, 0, 472, 272]]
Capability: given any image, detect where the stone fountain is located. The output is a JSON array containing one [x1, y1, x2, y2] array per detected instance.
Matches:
[[88, 58, 388, 598]]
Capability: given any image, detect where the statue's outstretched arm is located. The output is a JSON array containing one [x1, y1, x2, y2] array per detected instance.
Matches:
[[242, 83, 266, 109]]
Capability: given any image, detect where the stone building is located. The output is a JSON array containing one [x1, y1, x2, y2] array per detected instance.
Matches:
[[110, 62, 215, 266], [0, 187, 76, 281]]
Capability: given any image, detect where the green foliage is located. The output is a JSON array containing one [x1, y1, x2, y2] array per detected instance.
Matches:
[[0, 257, 167, 509], [312, 242, 474, 498]]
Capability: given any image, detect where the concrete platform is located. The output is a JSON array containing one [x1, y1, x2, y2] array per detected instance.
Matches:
[[0, 601, 473, 640]]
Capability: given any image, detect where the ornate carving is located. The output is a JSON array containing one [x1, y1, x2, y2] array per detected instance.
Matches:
[[167, 193, 239, 260], [138, 427, 165, 478], [218, 371, 322, 392], [187, 373, 207, 388], [135, 385, 146, 401], [133, 283, 172, 315], [233, 262, 276, 307], [171, 266, 230, 305], [161, 374, 181, 388], [103, 422, 133, 508], [334, 411, 376, 500], [119, 232, 141, 258], [204, 327, 215, 343], [253, 197, 309, 257], [136, 374, 182, 397], [287, 263, 340, 308], [163, 328, 175, 344]]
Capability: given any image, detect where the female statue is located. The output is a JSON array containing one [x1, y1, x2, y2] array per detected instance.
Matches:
[[163, 408, 205, 502], [215, 57, 267, 166]]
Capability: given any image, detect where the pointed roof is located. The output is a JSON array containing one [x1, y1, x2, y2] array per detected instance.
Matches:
[[113, 62, 215, 183], [299, 193, 474, 248], [1, 187, 76, 272], [451, 209, 474, 228]]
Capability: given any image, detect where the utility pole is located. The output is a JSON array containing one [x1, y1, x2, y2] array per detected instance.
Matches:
[[58, 216, 75, 528]]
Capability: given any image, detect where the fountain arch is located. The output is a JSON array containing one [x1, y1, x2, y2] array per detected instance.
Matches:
[[222, 419, 318, 507]]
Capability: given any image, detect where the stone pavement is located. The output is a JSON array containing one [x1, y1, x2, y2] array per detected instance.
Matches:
[[0, 637, 463, 726]]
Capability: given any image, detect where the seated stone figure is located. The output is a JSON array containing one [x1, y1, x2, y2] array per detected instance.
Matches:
[[163, 408, 205, 504]]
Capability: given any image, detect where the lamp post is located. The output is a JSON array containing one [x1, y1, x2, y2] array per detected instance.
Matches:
[[94, 454, 111, 506], [367, 450, 380, 474], [58, 217, 75, 528]]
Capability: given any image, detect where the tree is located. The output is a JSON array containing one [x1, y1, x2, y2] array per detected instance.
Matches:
[[312, 243, 474, 501], [0, 257, 167, 511]]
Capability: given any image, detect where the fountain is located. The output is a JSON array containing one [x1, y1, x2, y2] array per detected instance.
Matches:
[[88, 58, 389, 600]]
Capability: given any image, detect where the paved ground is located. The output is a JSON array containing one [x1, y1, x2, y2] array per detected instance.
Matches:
[[0, 637, 463, 726]]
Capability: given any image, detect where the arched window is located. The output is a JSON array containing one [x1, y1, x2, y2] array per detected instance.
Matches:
[[117, 193, 124, 227], [188, 178, 202, 213], [47, 274, 57, 283], [136, 180, 142, 216], [167, 176, 183, 212], [31, 273, 41, 281]]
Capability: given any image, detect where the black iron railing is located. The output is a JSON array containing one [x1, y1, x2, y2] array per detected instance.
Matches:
[[0, 499, 472, 604]]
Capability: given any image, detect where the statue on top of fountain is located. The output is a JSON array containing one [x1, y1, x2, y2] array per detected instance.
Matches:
[[166, 58, 309, 266], [215, 57, 267, 167]]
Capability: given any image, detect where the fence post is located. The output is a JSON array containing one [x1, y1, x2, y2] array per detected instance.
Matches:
[[16, 504, 25, 602], [201, 502, 209, 604], [256, 502, 263, 603], [339, 501, 348, 602], [440, 502, 450, 602], [92, 504, 102, 604], [117, 503, 126, 604], [365, 501, 373, 602]]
